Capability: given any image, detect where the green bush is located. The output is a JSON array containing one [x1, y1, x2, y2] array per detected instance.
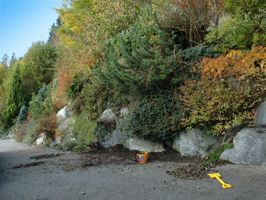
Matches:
[[62, 140, 78, 150], [37, 84, 48, 102], [70, 111, 97, 145], [22, 120, 37, 144], [120, 88, 187, 141], [206, 143, 234, 161], [29, 94, 45, 120], [94, 123, 114, 142], [29, 84, 59, 120]]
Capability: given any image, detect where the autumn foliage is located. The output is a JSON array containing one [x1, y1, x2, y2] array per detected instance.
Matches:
[[179, 47, 266, 135]]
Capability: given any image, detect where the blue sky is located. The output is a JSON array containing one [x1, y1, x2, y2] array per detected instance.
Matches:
[[0, 0, 62, 61]]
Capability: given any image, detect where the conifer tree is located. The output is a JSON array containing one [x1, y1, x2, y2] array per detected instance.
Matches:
[[37, 84, 47, 102], [3, 65, 25, 127], [96, 17, 174, 97], [18, 105, 28, 124]]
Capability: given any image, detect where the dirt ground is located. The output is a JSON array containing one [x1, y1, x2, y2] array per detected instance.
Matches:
[[1, 139, 266, 200]]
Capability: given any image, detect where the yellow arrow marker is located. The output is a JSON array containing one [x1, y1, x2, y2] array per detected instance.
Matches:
[[208, 173, 232, 189]]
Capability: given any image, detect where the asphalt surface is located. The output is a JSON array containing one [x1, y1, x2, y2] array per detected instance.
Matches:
[[0, 139, 266, 200]]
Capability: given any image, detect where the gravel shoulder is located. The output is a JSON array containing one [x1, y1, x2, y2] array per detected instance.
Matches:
[[0, 139, 266, 200]]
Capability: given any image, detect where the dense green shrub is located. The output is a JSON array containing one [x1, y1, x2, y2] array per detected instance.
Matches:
[[94, 122, 115, 142], [22, 120, 37, 144], [70, 111, 97, 145], [62, 140, 78, 150], [120, 88, 187, 141], [37, 84, 48, 102], [29, 94, 45, 120], [67, 74, 85, 100], [29, 84, 59, 120]]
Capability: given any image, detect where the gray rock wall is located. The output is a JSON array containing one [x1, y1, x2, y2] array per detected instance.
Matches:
[[220, 128, 266, 164], [173, 129, 221, 156]]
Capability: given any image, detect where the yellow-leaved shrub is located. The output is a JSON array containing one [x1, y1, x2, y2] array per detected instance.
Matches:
[[179, 47, 266, 135]]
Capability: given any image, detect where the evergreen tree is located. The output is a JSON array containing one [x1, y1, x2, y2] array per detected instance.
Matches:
[[48, 23, 57, 43], [9, 53, 17, 68], [37, 84, 47, 102], [96, 6, 217, 98], [3, 65, 25, 127], [22, 41, 58, 103], [29, 94, 44, 120], [18, 105, 28, 124], [1, 54, 8, 65], [96, 21, 174, 97]]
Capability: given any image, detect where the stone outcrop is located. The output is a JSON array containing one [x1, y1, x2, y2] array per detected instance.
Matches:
[[255, 101, 266, 127], [220, 100, 266, 164], [173, 129, 221, 156], [56, 106, 70, 122], [101, 130, 122, 148], [220, 128, 266, 164], [123, 136, 165, 152], [36, 133, 46, 145], [56, 105, 74, 142], [98, 109, 116, 122]]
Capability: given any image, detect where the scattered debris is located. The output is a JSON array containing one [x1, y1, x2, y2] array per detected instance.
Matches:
[[10, 161, 45, 169], [30, 153, 61, 160], [166, 159, 231, 180]]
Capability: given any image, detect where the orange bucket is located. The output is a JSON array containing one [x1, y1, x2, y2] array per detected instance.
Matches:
[[136, 152, 149, 163]]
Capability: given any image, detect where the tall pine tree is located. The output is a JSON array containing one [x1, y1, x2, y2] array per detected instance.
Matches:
[[3, 64, 25, 127]]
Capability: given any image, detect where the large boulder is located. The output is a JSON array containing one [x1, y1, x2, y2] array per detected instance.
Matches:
[[255, 101, 266, 127], [56, 117, 74, 143], [101, 130, 122, 148], [99, 109, 116, 122], [123, 137, 165, 152], [36, 133, 46, 145], [220, 128, 266, 164], [173, 129, 220, 156], [56, 106, 70, 122]]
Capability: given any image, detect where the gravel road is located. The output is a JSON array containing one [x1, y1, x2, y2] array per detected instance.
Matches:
[[0, 139, 266, 200]]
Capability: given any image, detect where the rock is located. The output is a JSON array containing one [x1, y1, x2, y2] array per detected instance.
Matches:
[[99, 109, 116, 122], [123, 136, 165, 152], [255, 101, 266, 127], [56, 117, 73, 143], [222, 122, 249, 144], [36, 133, 46, 145], [120, 107, 129, 118], [101, 130, 122, 148], [173, 129, 220, 156], [116, 107, 130, 128], [220, 128, 266, 164], [56, 106, 70, 122]]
